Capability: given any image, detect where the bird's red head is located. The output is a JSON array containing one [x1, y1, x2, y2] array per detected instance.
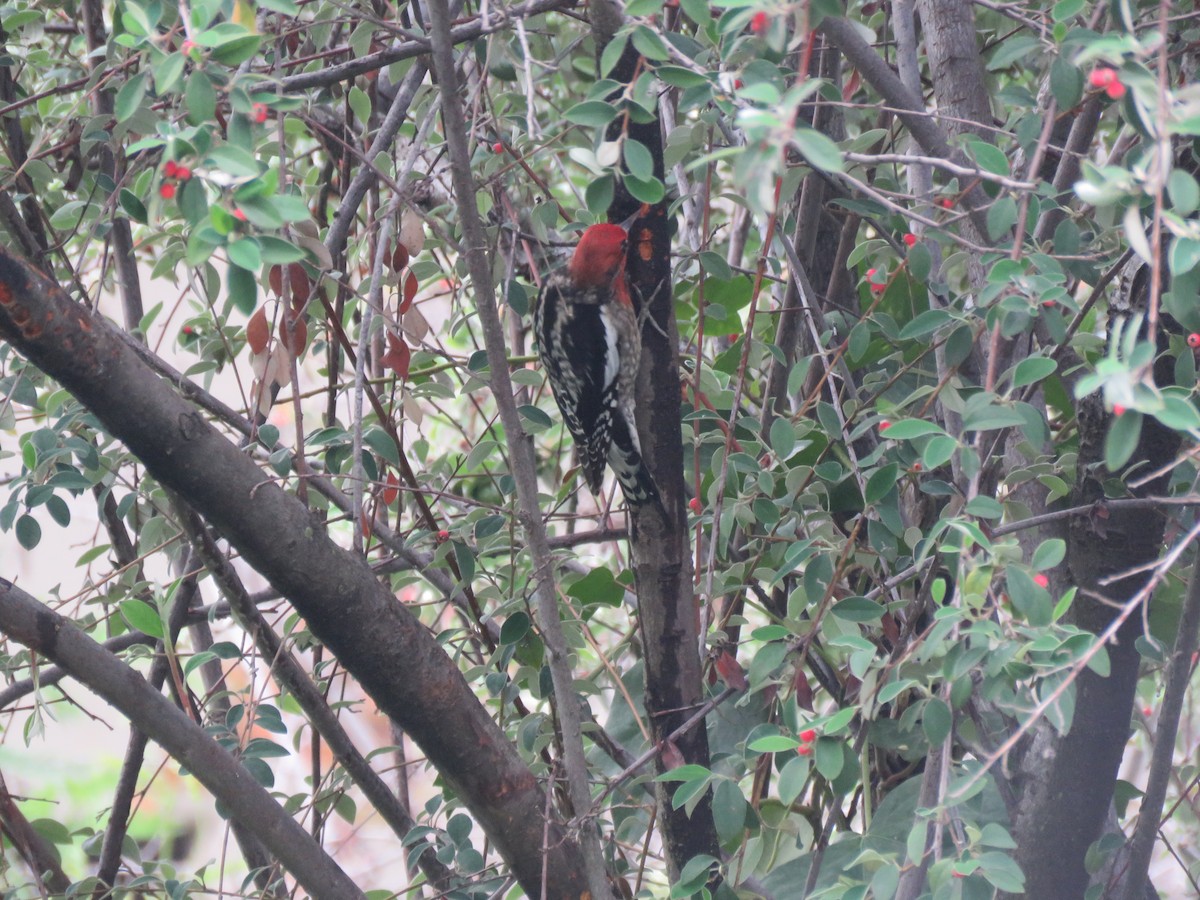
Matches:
[[569, 223, 630, 296]]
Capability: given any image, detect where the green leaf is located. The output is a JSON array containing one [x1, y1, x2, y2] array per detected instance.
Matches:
[[153, 52, 186, 95], [624, 174, 665, 204], [814, 737, 844, 779], [1168, 170, 1200, 216], [348, 86, 371, 128], [831, 596, 884, 623], [209, 34, 263, 66], [964, 496, 1003, 519], [179, 178, 208, 225], [968, 139, 1010, 177], [584, 174, 614, 216], [1011, 356, 1057, 388], [899, 308, 955, 340], [120, 598, 164, 638], [115, 71, 149, 122], [655, 65, 710, 88], [15, 514, 40, 550], [907, 241, 932, 282], [768, 418, 795, 459], [623, 139, 654, 181], [1032, 538, 1066, 571], [987, 196, 1017, 240], [564, 100, 617, 128], [208, 145, 260, 178], [792, 126, 843, 173], [877, 419, 946, 440], [748, 735, 800, 753], [499, 611, 530, 645], [865, 464, 898, 505], [185, 71, 216, 124], [1050, 56, 1083, 109], [119, 189, 148, 224], [227, 237, 262, 271], [1104, 410, 1142, 470], [226, 264, 258, 314], [1170, 237, 1200, 276], [922, 697, 952, 745], [565, 568, 624, 607]]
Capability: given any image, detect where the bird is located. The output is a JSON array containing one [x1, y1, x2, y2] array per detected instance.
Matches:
[[534, 220, 664, 513]]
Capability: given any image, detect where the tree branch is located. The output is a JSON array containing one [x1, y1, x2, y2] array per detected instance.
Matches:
[[0, 245, 586, 897], [0, 578, 364, 898]]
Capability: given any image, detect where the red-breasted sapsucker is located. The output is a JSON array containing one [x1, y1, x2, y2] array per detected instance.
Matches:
[[535, 222, 663, 511]]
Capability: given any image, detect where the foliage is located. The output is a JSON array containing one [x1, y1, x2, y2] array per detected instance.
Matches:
[[2, 0, 1200, 897]]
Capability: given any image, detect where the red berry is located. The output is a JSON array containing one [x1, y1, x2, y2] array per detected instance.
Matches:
[[1105, 80, 1126, 100], [492, 141, 504, 153], [1033, 573, 1049, 589], [799, 728, 816, 742], [436, 529, 450, 543], [1042, 299, 1055, 307], [797, 743, 812, 756], [1188, 333, 1200, 348], [688, 497, 702, 514], [181, 39, 196, 53], [1113, 404, 1125, 416], [159, 182, 176, 199], [750, 11, 769, 34], [233, 208, 247, 221], [871, 281, 886, 293], [879, 420, 891, 432], [866, 267, 876, 278], [1142, 705, 1153, 716], [911, 462, 922, 472], [164, 160, 179, 178], [1089, 67, 1116, 89], [175, 165, 192, 181], [902, 233, 917, 247], [940, 198, 954, 209], [252, 103, 269, 123]]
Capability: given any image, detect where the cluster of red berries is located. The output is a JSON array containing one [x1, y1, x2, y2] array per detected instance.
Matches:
[[796, 728, 816, 756], [159, 159, 193, 199], [1089, 67, 1126, 100]]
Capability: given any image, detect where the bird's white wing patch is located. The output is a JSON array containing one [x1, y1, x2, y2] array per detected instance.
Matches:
[[599, 307, 620, 395]]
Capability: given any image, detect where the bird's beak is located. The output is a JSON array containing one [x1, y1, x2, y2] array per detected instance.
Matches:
[[616, 209, 642, 232]]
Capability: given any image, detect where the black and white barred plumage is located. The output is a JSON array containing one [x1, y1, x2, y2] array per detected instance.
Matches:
[[534, 224, 662, 510]]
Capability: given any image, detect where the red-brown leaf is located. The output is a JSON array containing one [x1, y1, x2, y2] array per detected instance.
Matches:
[[793, 667, 814, 711], [277, 313, 308, 355], [388, 243, 409, 273], [714, 650, 748, 691], [399, 270, 418, 313], [269, 263, 312, 310], [247, 306, 270, 355], [382, 471, 400, 506], [381, 331, 411, 378]]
